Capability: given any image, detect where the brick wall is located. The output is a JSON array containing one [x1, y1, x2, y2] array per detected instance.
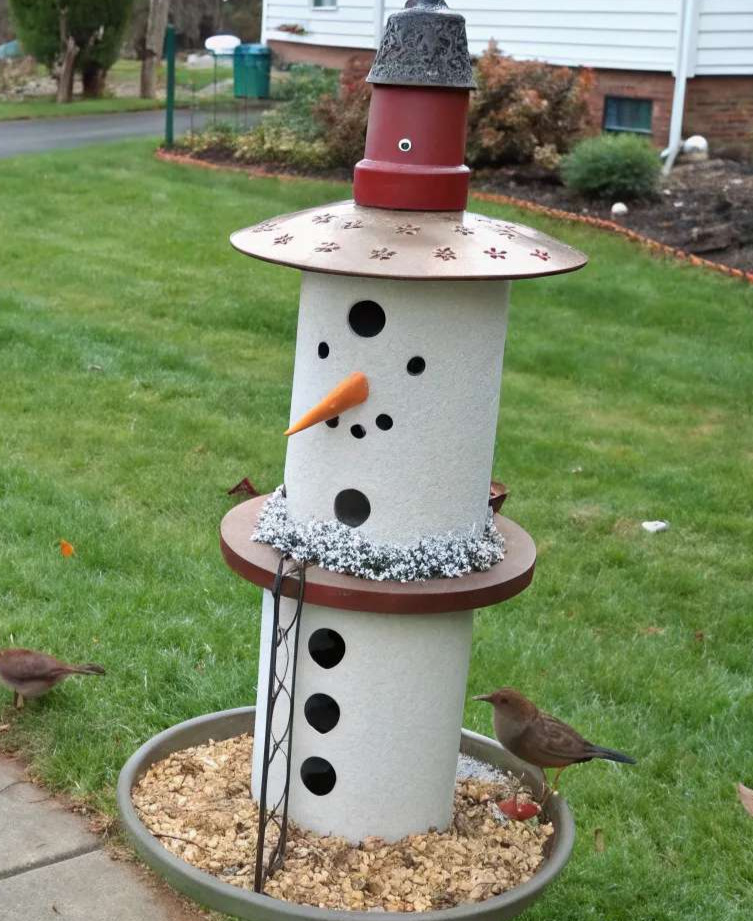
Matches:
[[685, 76, 753, 157], [588, 69, 674, 148], [268, 39, 374, 72]]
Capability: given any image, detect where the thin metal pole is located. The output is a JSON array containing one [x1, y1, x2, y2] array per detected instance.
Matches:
[[213, 54, 218, 125], [164, 24, 175, 148]]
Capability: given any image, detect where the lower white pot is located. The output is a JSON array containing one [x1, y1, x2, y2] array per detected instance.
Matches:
[[117, 707, 575, 921]]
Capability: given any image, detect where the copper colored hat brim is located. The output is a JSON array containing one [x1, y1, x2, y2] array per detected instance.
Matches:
[[230, 201, 587, 281]]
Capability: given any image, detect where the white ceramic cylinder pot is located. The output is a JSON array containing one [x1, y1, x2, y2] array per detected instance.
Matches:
[[283, 273, 510, 544], [252, 589, 474, 842]]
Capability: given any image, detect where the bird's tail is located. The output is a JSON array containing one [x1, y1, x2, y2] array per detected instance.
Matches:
[[588, 744, 636, 765], [67, 663, 106, 677]]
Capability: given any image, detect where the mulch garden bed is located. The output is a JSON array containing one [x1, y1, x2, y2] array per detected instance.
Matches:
[[475, 157, 753, 273], [132, 733, 553, 913]]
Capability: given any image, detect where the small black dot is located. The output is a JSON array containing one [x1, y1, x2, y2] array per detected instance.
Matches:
[[318, 342, 329, 358], [308, 629, 346, 669], [350, 424, 366, 439], [300, 756, 337, 796], [407, 356, 426, 375], [304, 694, 341, 734], [376, 414, 393, 431], [334, 488, 370, 527], [348, 300, 385, 338], [325, 416, 339, 428]]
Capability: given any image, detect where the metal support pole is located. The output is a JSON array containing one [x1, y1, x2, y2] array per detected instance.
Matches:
[[253, 558, 306, 893], [164, 24, 176, 148]]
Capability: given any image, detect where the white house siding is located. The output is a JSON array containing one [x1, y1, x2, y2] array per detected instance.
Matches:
[[263, 0, 753, 77], [695, 0, 753, 75], [264, 0, 379, 49]]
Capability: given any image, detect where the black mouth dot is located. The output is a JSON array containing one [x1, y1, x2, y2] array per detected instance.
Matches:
[[407, 356, 426, 375], [376, 414, 393, 431], [350, 424, 366, 439], [326, 416, 339, 428]]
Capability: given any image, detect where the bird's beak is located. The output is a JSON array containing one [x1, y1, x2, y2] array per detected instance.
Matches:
[[285, 371, 369, 436], [473, 694, 493, 703]]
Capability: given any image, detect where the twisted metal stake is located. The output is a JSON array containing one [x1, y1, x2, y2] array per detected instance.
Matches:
[[254, 556, 306, 893]]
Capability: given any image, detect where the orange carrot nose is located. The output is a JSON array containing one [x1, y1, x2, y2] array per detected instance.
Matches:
[[285, 372, 369, 436]]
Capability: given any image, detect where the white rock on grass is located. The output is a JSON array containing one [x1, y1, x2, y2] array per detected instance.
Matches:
[[611, 202, 629, 216]]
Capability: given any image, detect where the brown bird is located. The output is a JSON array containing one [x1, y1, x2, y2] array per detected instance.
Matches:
[[0, 648, 105, 709], [474, 687, 635, 792]]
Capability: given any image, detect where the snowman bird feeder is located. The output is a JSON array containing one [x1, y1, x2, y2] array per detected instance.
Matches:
[[221, 0, 587, 890]]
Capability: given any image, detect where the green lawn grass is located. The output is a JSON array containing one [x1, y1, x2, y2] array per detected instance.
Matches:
[[1, 141, 752, 921], [0, 95, 163, 121]]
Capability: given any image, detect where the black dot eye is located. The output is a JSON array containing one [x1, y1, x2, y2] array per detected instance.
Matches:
[[350, 424, 366, 439], [376, 414, 393, 430], [348, 300, 385, 338], [407, 356, 426, 375], [304, 694, 341, 734], [325, 416, 339, 428], [318, 342, 329, 358], [300, 756, 336, 795], [308, 629, 346, 669], [334, 488, 370, 527]]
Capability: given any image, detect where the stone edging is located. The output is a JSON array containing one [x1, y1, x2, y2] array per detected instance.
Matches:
[[155, 149, 753, 285]]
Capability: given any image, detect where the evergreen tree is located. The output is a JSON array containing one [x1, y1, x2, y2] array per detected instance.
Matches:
[[10, 0, 133, 99]]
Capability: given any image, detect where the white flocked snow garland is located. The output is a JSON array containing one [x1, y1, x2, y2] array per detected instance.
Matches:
[[253, 486, 505, 582]]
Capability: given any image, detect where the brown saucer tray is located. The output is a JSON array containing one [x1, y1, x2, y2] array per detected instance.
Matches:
[[220, 496, 536, 615]]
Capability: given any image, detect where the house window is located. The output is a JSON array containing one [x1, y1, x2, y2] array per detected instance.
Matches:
[[312, 0, 337, 8], [603, 96, 653, 135]]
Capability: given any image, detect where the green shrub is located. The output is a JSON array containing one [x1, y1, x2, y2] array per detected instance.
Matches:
[[312, 77, 370, 169], [467, 42, 593, 169], [178, 124, 236, 158], [233, 123, 333, 170], [561, 133, 661, 200], [267, 63, 339, 140]]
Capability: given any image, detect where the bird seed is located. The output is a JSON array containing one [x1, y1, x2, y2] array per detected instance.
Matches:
[[132, 734, 552, 913]]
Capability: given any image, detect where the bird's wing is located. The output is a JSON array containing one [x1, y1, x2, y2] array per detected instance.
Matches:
[[517, 713, 593, 767], [0, 651, 65, 682]]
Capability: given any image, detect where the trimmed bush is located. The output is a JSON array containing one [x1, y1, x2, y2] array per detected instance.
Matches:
[[312, 77, 370, 169], [467, 43, 593, 169], [233, 123, 333, 170], [267, 63, 339, 140], [561, 133, 661, 200]]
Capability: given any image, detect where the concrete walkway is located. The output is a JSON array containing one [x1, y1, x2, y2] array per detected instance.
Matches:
[[0, 757, 206, 920]]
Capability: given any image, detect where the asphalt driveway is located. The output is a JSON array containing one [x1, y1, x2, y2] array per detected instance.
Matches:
[[0, 108, 259, 158]]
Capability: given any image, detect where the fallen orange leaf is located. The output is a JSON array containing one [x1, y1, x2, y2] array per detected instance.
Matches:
[[59, 539, 75, 557]]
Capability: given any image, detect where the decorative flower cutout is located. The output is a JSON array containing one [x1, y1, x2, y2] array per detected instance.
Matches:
[[396, 223, 421, 235], [494, 228, 516, 239], [252, 221, 279, 233], [343, 220, 363, 229], [315, 241, 340, 252], [454, 225, 474, 235], [312, 213, 336, 224], [484, 247, 507, 259], [434, 247, 457, 261], [531, 249, 551, 261], [273, 234, 293, 245], [370, 247, 397, 260]]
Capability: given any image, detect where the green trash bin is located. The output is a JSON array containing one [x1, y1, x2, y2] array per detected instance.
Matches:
[[233, 44, 271, 99]]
